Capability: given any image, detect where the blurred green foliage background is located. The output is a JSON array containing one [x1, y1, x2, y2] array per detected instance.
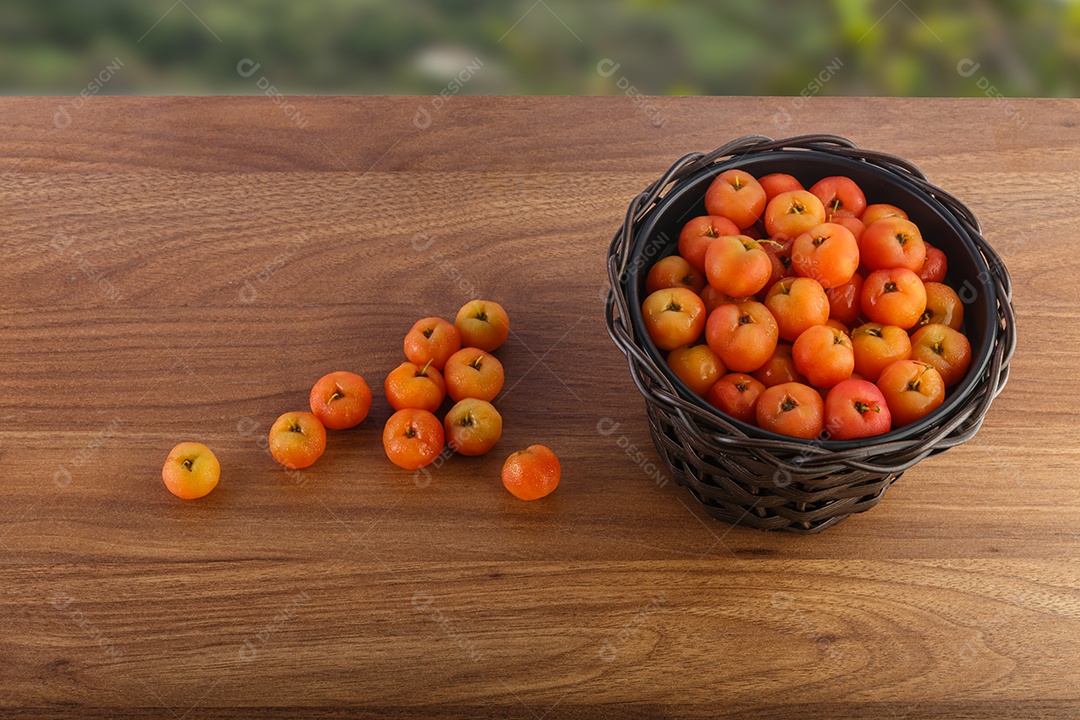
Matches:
[[1, 0, 1076, 96]]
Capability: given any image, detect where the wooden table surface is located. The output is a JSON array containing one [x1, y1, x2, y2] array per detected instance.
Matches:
[[1, 96, 1077, 718]]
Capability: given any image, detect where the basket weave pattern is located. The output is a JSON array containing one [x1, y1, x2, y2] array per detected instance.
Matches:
[[606, 135, 1017, 533]]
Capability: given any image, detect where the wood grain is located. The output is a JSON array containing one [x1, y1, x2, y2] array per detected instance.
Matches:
[[1, 96, 1079, 718]]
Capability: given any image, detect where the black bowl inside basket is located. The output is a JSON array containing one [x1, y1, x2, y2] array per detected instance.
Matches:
[[624, 149, 997, 450]]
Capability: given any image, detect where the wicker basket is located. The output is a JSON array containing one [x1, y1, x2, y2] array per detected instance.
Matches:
[[605, 134, 1016, 533]]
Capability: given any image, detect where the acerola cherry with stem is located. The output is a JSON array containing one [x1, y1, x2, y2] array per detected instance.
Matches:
[[876, 359, 945, 427], [790, 222, 860, 289], [706, 372, 766, 424], [641, 287, 707, 351], [704, 234, 772, 298], [705, 300, 779, 373], [755, 382, 824, 439], [764, 190, 827, 239], [678, 215, 741, 272], [824, 379, 892, 440], [704, 169, 767, 229], [861, 268, 927, 329]]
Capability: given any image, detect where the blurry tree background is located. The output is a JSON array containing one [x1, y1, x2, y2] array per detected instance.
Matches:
[[0, 0, 1076, 96]]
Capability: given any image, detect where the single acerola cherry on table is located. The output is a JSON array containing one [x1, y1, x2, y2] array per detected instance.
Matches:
[[792, 324, 855, 389], [876, 359, 945, 428], [444, 347, 505, 402], [860, 217, 926, 272], [455, 299, 510, 352], [851, 322, 912, 383], [404, 317, 461, 371], [641, 287, 706, 351], [678, 215, 741, 272], [704, 234, 772, 298], [824, 378, 892, 440], [919, 242, 949, 283], [765, 276, 830, 342], [502, 444, 561, 500], [758, 173, 804, 202], [791, 222, 860, 289], [861, 268, 927, 329], [705, 300, 779, 373], [704, 169, 767, 229], [909, 323, 972, 387], [269, 411, 327, 470], [752, 343, 806, 388], [309, 371, 372, 430], [646, 255, 706, 295], [860, 203, 908, 227], [918, 281, 964, 330], [764, 190, 827, 239], [382, 408, 445, 470], [809, 176, 867, 220], [666, 344, 726, 396], [385, 361, 446, 413], [162, 442, 220, 499], [824, 272, 865, 327], [706, 372, 766, 424], [444, 398, 502, 456], [755, 382, 825, 439]]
